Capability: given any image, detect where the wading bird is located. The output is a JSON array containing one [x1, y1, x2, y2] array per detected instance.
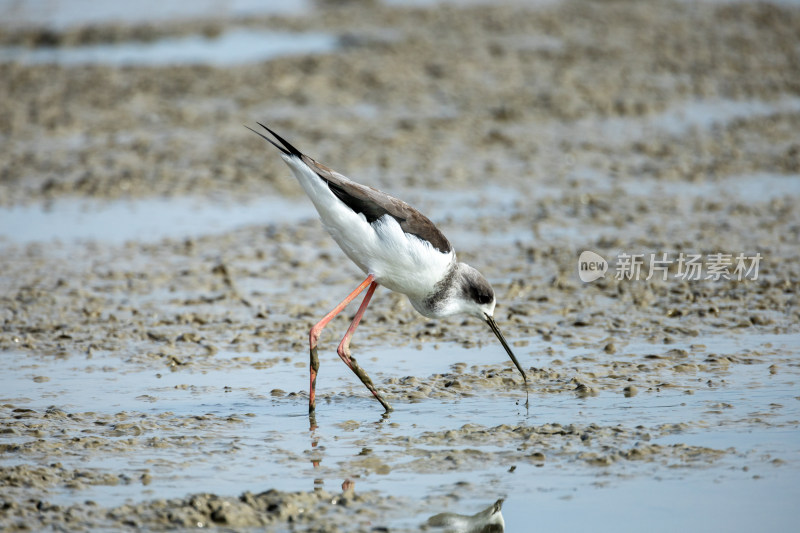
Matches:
[[246, 124, 527, 412]]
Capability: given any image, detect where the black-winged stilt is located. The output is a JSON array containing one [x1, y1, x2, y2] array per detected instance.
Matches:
[[246, 123, 527, 413]]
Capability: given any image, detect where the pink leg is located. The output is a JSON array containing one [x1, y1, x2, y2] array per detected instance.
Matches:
[[308, 274, 374, 413], [337, 281, 377, 362], [336, 281, 392, 411]]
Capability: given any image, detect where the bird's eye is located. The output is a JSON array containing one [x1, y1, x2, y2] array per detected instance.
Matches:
[[465, 282, 493, 305]]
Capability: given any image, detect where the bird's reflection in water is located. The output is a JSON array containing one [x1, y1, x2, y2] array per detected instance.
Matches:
[[306, 419, 503, 533], [425, 499, 505, 533]]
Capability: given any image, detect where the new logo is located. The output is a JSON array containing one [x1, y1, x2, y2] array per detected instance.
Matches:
[[578, 251, 608, 282]]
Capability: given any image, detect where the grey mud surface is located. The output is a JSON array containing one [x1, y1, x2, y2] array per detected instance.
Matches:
[[1, 1, 799, 531]]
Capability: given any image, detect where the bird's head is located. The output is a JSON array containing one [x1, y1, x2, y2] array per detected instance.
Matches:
[[447, 263, 527, 384]]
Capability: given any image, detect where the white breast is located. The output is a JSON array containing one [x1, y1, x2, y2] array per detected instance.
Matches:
[[281, 154, 455, 298]]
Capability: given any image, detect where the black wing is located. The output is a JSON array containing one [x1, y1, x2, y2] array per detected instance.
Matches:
[[248, 123, 453, 255]]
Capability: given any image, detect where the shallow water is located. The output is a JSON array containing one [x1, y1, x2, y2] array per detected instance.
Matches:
[[577, 97, 800, 143], [3, 331, 798, 530], [0, 0, 314, 29], [0, 196, 314, 244], [0, 184, 529, 246], [0, 28, 338, 66]]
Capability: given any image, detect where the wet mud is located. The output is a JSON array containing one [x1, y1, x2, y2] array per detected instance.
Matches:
[[1, 0, 799, 531]]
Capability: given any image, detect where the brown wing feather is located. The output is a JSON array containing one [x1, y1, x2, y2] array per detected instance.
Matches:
[[302, 155, 452, 254]]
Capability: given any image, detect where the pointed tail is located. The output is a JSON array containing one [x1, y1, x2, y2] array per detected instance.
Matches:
[[243, 122, 304, 157]]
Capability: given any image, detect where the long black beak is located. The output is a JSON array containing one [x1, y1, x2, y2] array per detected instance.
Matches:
[[485, 314, 527, 384]]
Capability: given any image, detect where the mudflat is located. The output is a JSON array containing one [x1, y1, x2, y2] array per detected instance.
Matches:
[[1, 1, 798, 531]]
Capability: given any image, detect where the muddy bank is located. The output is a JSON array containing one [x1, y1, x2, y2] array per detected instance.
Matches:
[[1, 0, 799, 531], [2, 484, 409, 532], [1, 2, 799, 206]]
